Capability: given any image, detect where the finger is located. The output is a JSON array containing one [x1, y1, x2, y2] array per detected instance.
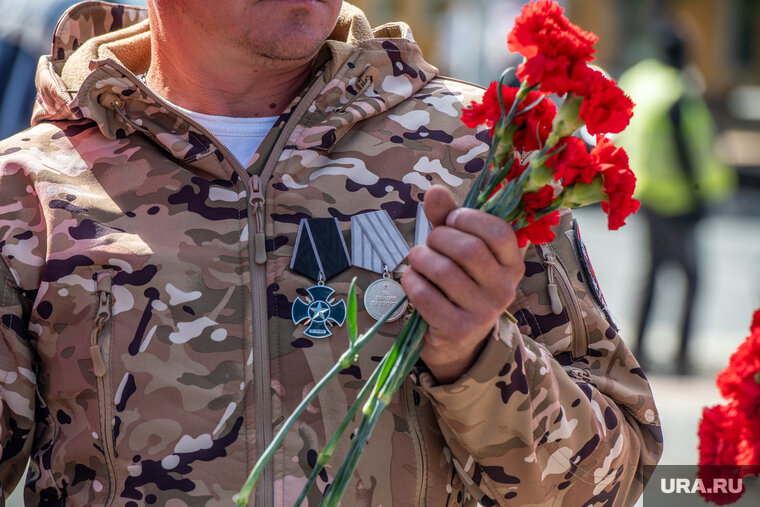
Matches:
[[444, 207, 524, 269], [407, 245, 494, 315], [400, 267, 466, 338], [425, 226, 514, 299], [423, 185, 458, 227]]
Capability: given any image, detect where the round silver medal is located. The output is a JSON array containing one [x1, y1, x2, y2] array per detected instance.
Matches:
[[363, 278, 407, 322]]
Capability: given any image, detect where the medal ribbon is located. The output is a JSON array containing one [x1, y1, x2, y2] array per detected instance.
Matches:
[[350, 210, 410, 274], [290, 217, 351, 282]]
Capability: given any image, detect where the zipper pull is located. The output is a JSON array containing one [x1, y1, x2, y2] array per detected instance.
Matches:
[[90, 274, 112, 377], [90, 342, 107, 377], [248, 175, 267, 265], [540, 245, 563, 315]]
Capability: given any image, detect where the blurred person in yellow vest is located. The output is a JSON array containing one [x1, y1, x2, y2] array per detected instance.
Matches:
[[618, 13, 736, 375]]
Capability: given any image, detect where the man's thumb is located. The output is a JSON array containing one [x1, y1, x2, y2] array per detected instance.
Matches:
[[423, 185, 458, 227]]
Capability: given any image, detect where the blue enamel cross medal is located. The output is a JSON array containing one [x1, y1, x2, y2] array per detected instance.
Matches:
[[291, 283, 347, 339], [290, 218, 351, 339]]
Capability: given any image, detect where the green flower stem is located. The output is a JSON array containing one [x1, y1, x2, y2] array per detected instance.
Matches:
[[492, 181, 526, 219], [293, 353, 391, 507], [462, 157, 490, 209], [377, 317, 426, 404], [482, 162, 535, 219], [321, 405, 385, 506], [548, 93, 584, 147], [321, 313, 427, 507], [346, 280, 358, 344], [477, 154, 516, 206], [234, 295, 407, 506], [362, 310, 419, 415]]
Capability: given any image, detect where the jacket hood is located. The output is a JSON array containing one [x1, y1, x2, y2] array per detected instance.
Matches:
[[31, 1, 438, 160]]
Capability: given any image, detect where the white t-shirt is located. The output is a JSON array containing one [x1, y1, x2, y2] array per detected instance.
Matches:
[[172, 103, 278, 167]]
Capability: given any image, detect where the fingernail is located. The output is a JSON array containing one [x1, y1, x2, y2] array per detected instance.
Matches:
[[445, 209, 460, 227]]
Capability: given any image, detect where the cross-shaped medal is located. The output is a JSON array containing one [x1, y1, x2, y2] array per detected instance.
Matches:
[[291, 285, 347, 339]]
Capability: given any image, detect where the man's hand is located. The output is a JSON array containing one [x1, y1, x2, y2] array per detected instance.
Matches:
[[401, 185, 525, 384]]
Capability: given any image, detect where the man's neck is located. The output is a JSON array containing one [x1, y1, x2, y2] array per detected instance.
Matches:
[[146, 26, 315, 118]]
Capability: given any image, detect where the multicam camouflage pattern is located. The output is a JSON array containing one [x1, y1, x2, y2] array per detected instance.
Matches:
[[0, 2, 662, 506]]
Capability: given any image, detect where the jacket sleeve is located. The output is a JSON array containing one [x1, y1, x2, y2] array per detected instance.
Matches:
[[0, 257, 36, 499], [0, 136, 44, 500], [416, 211, 663, 506]]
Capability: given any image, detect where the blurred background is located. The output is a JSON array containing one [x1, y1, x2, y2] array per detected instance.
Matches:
[[2, 0, 759, 504]]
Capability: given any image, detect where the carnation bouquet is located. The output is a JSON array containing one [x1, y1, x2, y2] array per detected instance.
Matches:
[[697, 309, 760, 505], [236, 1, 639, 504]]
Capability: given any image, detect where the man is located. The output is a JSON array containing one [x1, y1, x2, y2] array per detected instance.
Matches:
[[619, 15, 735, 375], [0, 1, 661, 505]]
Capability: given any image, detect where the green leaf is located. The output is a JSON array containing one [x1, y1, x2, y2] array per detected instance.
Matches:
[[347, 277, 358, 344]]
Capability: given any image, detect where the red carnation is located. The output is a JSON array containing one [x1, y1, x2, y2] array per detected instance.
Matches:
[[522, 185, 555, 221], [697, 307, 760, 505], [752, 308, 760, 331], [461, 84, 502, 131], [507, 0, 598, 96], [699, 404, 743, 469], [697, 402, 760, 504], [698, 404, 747, 504], [462, 82, 557, 150], [590, 136, 640, 230], [513, 210, 560, 247], [579, 70, 635, 135], [716, 316, 760, 414], [461, 81, 519, 134], [546, 136, 596, 184], [506, 157, 529, 182], [513, 91, 557, 151]]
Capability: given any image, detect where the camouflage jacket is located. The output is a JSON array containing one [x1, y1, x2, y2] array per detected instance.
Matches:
[[0, 2, 662, 506]]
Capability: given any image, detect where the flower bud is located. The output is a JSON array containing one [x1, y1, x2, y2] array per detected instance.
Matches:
[[492, 122, 518, 167], [559, 176, 605, 208], [524, 162, 554, 193], [547, 93, 585, 147]]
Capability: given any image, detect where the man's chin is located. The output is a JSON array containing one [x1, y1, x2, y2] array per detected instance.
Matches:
[[248, 43, 322, 63], [244, 5, 336, 60], [243, 30, 326, 63]]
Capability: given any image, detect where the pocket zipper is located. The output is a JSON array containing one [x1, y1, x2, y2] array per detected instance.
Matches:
[[89, 274, 112, 377], [401, 380, 427, 506], [90, 271, 117, 504], [538, 244, 588, 358]]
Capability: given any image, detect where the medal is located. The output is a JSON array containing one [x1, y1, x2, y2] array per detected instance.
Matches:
[[414, 202, 432, 247], [290, 218, 351, 338], [291, 281, 347, 339], [363, 270, 407, 321], [351, 210, 409, 322]]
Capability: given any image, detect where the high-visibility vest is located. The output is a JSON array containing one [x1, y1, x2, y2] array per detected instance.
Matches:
[[618, 59, 736, 216]]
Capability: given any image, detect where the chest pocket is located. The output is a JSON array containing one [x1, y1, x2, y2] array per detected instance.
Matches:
[[509, 215, 593, 362]]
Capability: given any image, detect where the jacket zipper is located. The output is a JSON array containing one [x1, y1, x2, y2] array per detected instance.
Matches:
[[247, 74, 329, 507], [89, 271, 117, 505], [401, 381, 427, 506], [538, 244, 588, 358]]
